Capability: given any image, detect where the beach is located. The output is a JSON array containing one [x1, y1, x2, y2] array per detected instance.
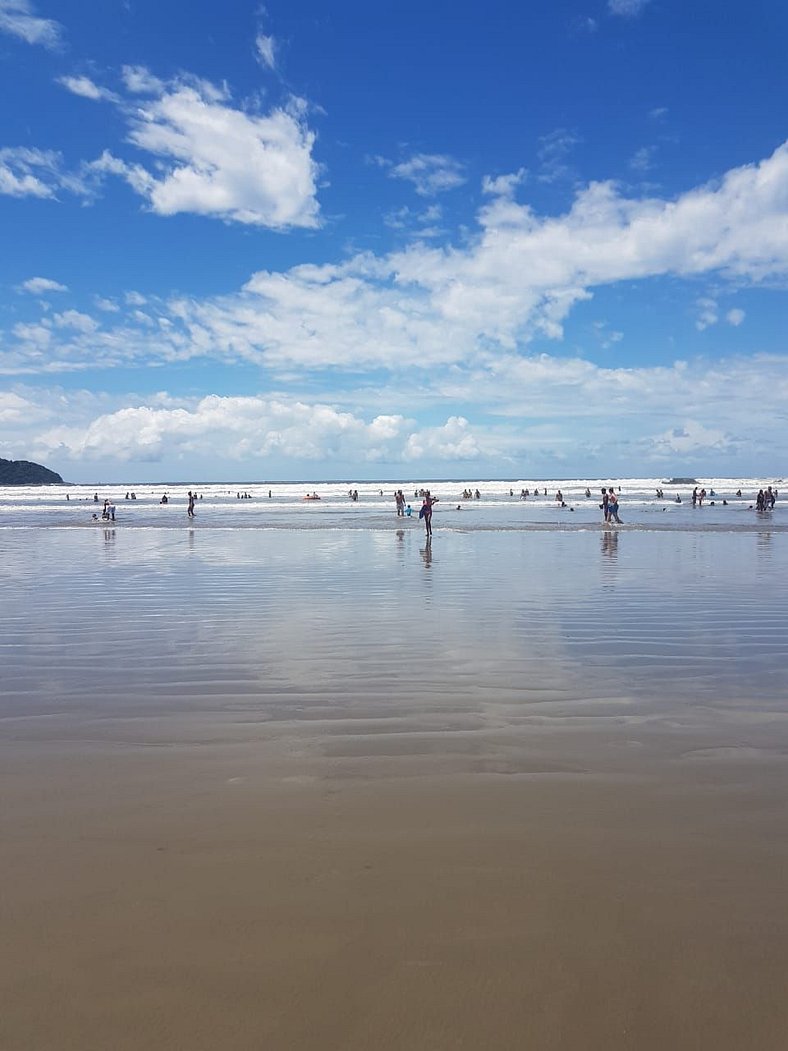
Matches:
[[2, 500, 788, 1048]]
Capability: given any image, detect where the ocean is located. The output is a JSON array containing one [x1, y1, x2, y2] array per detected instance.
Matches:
[[0, 475, 783, 531]]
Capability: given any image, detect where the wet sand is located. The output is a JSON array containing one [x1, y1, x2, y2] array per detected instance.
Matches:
[[2, 527, 788, 1049]]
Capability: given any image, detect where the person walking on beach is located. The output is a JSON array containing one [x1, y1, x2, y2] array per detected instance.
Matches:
[[187, 491, 195, 518], [601, 488, 609, 523], [420, 491, 438, 537], [607, 488, 622, 524]]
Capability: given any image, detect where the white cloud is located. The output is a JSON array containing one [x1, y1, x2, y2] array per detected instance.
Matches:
[[28, 396, 427, 465], [0, 390, 43, 424], [52, 310, 98, 334], [403, 417, 482, 462], [382, 153, 466, 196], [629, 146, 656, 172], [726, 308, 745, 326], [648, 420, 731, 457], [255, 32, 276, 71], [121, 65, 165, 95], [0, 0, 61, 48], [0, 147, 56, 198], [0, 147, 93, 199], [695, 297, 718, 331], [482, 169, 527, 197], [6, 142, 788, 384], [608, 0, 652, 16], [537, 129, 581, 183], [18, 276, 68, 294], [99, 75, 320, 229], [384, 202, 444, 236], [58, 75, 116, 102], [593, 321, 624, 349], [12, 348, 788, 474]]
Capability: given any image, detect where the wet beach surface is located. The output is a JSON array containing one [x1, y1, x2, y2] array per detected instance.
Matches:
[[2, 526, 788, 1049]]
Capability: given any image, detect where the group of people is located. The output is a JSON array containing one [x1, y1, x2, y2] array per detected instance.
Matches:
[[394, 490, 409, 516], [691, 487, 712, 506], [94, 499, 115, 522], [756, 486, 778, 510], [601, 488, 622, 524], [394, 489, 427, 523]]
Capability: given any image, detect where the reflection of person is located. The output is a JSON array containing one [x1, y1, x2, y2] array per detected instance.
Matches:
[[601, 530, 619, 558]]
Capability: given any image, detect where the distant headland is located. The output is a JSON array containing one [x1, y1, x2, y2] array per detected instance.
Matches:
[[0, 458, 63, 485]]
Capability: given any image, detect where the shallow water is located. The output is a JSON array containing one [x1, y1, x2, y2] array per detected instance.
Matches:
[[3, 526, 787, 758], [4, 522, 788, 1050]]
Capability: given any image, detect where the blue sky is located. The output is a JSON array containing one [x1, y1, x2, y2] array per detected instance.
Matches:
[[1, 0, 787, 482]]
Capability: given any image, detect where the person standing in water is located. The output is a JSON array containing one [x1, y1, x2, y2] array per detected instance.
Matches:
[[420, 491, 439, 537], [187, 491, 195, 518]]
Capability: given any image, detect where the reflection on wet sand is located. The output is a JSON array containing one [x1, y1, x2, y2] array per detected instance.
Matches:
[[2, 527, 788, 1049]]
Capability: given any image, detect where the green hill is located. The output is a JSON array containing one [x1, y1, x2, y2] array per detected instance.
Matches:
[[0, 458, 64, 485]]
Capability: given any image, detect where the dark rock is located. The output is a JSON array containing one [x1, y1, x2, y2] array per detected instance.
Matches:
[[0, 458, 64, 485]]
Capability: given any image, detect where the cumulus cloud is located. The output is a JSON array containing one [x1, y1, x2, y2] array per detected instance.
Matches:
[[92, 72, 321, 229], [5, 142, 788, 386], [648, 420, 731, 458], [403, 417, 482, 461], [28, 396, 425, 465], [0, 390, 42, 424], [378, 153, 466, 196], [9, 346, 788, 474], [18, 276, 68, 294], [0, 0, 61, 48], [482, 169, 527, 196], [52, 310, 98, 333]]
